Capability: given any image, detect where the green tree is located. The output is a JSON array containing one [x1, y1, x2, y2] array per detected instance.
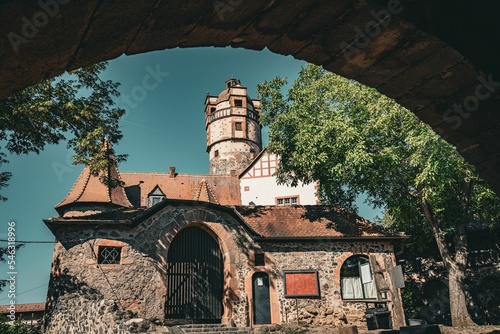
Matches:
[[257, 64, 500, 327], [0, 316, 37, 333], [0, 62, 126, 201]]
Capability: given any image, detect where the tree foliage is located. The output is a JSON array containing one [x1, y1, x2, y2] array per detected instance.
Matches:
[[257, 64, 500, 326], [0, 62, 126, 201]]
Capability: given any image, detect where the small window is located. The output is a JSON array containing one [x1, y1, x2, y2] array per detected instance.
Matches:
[[234, 99, 243, 107], [147, 195, 165, 206], [276, 196, 299, 206], [244, 186, 250, 191], [255, 253, 265, 266], [210, 107, 216, 113], [98, 246, 122, 265], [340, 255, 377, 300], [215, 150, 219, 157], [235, 122, 242, 131]]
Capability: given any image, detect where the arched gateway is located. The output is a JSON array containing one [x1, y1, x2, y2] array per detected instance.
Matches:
[[165, 226, 224, 323]]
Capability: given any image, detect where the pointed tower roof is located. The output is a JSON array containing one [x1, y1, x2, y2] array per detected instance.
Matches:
[[55, 140, 132, 216], [192, 179, 220, 204]]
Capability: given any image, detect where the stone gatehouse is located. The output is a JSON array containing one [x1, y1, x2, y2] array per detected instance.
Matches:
[[43, 202, 406, 333], [41, 78, 407, 333]]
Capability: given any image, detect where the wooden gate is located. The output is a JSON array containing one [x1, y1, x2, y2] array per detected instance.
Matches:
[[165, 226, 223, 322]]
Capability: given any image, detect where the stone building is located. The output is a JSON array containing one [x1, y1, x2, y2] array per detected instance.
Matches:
[[42, 79, 407, 333]]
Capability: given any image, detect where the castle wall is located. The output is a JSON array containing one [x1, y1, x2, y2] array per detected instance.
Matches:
[[43, 206, 403, 333]]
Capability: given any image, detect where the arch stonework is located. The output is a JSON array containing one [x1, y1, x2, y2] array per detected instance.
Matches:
[[1, 1, 500, 193], [158, 209, 243, 325]]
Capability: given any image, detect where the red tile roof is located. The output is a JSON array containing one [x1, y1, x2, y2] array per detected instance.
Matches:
[[0, 302, 45, 313], [55, 163, 132, 214], [235, 205, 402, 239], [121, 173, 241, 206]]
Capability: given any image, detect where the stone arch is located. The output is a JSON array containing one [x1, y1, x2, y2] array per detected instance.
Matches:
[[157, 208, 242, 324], [1, 2, 500, 192]]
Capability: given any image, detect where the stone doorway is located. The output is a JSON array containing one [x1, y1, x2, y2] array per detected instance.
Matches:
[[165, 226, 224, 323]]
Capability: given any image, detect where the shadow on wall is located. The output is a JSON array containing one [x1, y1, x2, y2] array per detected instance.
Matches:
[[43, 256, 103, 330]]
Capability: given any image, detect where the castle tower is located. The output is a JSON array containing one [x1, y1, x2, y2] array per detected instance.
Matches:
[[205, 78, 262, 175]]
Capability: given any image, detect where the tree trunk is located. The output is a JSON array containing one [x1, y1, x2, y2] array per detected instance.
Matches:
[[448, 262, 476, 327], [420, 199, 476, 327]]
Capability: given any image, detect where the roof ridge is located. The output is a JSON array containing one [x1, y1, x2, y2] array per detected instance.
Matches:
[[54, 167, 88, 208], [111, 162, 132, 207], [205, 182, 220, 205], [77, 167, 92, 202], [192, 180, 204, 201]]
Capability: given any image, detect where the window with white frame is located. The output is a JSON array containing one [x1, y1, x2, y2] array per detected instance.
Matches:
[[340, 255, 377, 300], [276, 196, 299, 206]]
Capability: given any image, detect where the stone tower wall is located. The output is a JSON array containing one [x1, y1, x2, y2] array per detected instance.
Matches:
[[206, 79, 262, 175]]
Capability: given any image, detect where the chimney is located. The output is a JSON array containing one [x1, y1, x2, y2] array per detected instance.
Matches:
[[170, 166, 176, 178]]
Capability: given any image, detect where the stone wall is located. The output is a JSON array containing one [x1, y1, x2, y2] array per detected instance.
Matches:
[[43, 205, 257, 332], [254, 241, 398, 329], [43, 241, 163, 334], [44, 204, 402, 332]]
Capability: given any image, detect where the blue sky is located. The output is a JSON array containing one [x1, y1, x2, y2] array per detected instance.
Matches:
[[0, 47, 380, 305]]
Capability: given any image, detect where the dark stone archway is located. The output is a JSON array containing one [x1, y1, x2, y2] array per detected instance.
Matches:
[[1, 0, 500, 192]]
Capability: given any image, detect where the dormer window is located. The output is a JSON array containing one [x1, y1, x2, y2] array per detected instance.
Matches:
[[147, 185, 166, 207]]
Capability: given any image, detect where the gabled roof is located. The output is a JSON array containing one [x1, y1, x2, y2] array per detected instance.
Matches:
[[47, 202, 405, 243], [235, 205, 404, 240], [121, 173, 241, 206]]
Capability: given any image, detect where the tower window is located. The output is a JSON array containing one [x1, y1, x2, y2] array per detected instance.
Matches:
[[234, 99, 243, 107], [210, 107, 216, 113], [235, 122, 242, 131], [215, 150, 219, 157], [97, 246, 122, 265]]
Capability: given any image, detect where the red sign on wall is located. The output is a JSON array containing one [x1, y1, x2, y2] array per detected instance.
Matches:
[[284, 271, 320, 298]]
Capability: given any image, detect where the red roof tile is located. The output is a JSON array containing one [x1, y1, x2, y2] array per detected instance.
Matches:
[[121, 173, 241, 206], [55, 164, 132, 214], [0, 302, 45, 313], [55, 141, 132, 215], [235, 206, 401, 238]]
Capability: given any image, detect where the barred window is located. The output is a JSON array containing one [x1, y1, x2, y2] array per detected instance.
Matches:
[[98, 246, 122, 265]]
